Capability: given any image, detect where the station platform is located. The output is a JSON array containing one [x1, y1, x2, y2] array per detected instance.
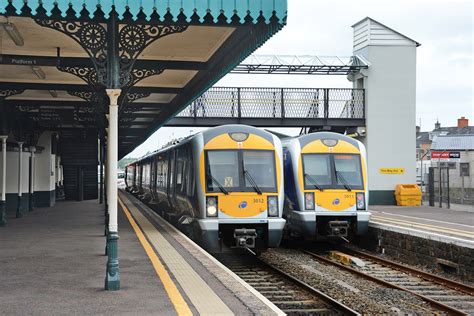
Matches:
[[0, 191, 282, 315], [369, 205, 474, 248]]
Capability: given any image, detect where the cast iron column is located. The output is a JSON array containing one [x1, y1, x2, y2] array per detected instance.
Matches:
[[105, 88, 121, 291], [28, 146, 36, 212], [0, 136, 7, 226], [16, 142, 23, 218], [99, 137, 104, 204]]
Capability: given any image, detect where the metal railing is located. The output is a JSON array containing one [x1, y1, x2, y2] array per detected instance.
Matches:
[[176, 87, 365, 120]]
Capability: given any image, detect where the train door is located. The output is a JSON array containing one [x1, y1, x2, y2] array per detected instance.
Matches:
[[150, 157, 156, 200], [132, 164, 137, 189], [167, 150, 177, 210]]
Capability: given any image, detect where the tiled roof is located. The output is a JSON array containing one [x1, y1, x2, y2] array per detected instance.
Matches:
[[416, 132, 431, 147], [431, 134, 474, 150]]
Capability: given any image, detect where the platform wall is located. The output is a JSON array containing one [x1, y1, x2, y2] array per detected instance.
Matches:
[[357, 226, 474, 281]]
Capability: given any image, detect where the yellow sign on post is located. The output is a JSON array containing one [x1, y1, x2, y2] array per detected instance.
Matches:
[[379, 168, 405, 174]]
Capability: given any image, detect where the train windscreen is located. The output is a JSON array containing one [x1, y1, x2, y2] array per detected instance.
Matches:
[[302, 153, 363, 190], [302, 154, 332, 187], [334, 154, 363, 187], [243, 150, 277, 192], [205, 149, 277, 193], [206, 150, 240, 192]]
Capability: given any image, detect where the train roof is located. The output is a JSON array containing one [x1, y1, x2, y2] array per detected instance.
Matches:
[[126, 125, 276, 167], [268, 131, 362, 149]]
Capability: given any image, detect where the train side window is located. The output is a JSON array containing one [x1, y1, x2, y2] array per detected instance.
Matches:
[[176, 160, 183, 185]]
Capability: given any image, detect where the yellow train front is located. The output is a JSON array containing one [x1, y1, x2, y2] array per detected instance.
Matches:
[[125, 125, 285, 254], [282, 132, 370, 240]]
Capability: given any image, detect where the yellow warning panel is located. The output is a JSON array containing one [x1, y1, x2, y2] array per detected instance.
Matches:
[[329, 251, 352, 265], [379, 168, 405, 174]]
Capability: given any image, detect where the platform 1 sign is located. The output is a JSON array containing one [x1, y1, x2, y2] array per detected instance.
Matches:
[[379, 168, 405, 174], [431, 151, 461, 162]]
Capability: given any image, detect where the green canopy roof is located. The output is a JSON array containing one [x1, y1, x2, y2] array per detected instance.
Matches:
[[2, 0, 287, 25]]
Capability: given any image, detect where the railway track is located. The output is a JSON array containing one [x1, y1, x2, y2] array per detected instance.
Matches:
[[217, 254, 359, 315], [303, 248, 474, 315]]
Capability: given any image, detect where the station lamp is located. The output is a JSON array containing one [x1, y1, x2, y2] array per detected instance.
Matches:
[[2, 22, 24, 46]]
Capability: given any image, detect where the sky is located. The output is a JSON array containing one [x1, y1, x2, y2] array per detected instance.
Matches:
[[125, 0, 473, 158]]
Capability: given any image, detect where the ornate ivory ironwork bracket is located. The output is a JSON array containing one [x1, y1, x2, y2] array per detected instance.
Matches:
[[35, 11, 187, 89], [0, 89, 25, 99]]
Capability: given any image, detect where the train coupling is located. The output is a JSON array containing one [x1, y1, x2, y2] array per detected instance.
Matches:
[[328, 221, 349, 237], [234, 228, 257, 248]]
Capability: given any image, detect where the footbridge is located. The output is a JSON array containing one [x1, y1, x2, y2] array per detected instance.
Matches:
[[167, 87, 365, 129]]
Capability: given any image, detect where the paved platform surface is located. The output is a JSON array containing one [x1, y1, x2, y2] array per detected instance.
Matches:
[[369, 205, 474, 246], [0, 192, 282, 315], [0, 199, 176, 315]]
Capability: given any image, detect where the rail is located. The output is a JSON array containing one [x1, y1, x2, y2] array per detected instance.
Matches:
[[175, 87, 365, 122]]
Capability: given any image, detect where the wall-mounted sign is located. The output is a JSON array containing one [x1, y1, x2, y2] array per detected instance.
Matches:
[[379, 168, 405, 174], [431, 151, 461, 162]]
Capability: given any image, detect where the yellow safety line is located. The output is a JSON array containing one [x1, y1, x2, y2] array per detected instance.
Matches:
[[118, 196, 193, 316], [371, 216, 474, 238]]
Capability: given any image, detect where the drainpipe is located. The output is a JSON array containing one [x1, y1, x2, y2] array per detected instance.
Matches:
[[0, 135, 7, 226], [28, 146, 36, 211], [105, 88, 121, 291], [16, 141, 23, 218]]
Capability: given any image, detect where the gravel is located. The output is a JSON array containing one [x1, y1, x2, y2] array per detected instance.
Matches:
[[261, 248, 438, 315]]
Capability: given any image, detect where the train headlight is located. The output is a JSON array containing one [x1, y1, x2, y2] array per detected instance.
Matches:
[[206, 196, 218, 217], [267, 196, 278, 217], [304, 192, 315, 210], [356, 192, 366, 210]]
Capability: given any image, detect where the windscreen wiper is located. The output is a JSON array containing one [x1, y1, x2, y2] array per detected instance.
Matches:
[[304, 173, 323, 191], [243, 169, 262, 195], [207, 173, 229, 195], [335, 171, 352, 191]]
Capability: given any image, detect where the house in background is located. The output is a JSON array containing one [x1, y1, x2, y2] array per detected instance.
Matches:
[[416, 117, 473, 197]]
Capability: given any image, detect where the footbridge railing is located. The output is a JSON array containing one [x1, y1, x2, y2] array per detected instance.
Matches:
[[167, 87, 365, 128]]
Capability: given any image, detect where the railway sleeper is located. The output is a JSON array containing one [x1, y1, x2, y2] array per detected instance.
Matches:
[[281, 308, 334, 314]]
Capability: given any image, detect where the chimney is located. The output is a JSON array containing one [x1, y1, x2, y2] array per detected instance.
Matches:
[[434, 120, 441, 130], [458, 116, 468, 128], [416, 126, 420, 133]]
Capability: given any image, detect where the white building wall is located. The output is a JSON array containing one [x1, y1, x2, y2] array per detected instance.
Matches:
[[352, 18, 418, 204], [35, 132, 56, 192], [0, 150, 30, 194]]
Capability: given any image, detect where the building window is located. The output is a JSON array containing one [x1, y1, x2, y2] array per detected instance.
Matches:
[[460, 163, 470, 176], [439, 162, 456, 169]]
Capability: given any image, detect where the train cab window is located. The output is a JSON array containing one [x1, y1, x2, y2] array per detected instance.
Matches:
[[243, 150, 277, 191], [302, 154, 332, 188], [206, 150, 240, 192], [334, 154, 363, 188]]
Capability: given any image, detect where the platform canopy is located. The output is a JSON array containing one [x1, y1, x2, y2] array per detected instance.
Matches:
[[0, 0, 287, 158]]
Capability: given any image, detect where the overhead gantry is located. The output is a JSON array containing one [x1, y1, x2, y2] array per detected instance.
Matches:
[[0, 0, 287, 290]]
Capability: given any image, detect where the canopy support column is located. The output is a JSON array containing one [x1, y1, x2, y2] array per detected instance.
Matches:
[[99, 136, 104, 204], [16, 142, 24, 218], [28, 146, 36, 212], [0, 136, 7, 226], [105, 88, 121, 291]]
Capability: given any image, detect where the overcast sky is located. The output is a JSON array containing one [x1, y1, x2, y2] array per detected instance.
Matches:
[[125, 0, 473, 159]]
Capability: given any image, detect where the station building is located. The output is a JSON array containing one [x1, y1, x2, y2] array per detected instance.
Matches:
[[0, 0, 288, 291]]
